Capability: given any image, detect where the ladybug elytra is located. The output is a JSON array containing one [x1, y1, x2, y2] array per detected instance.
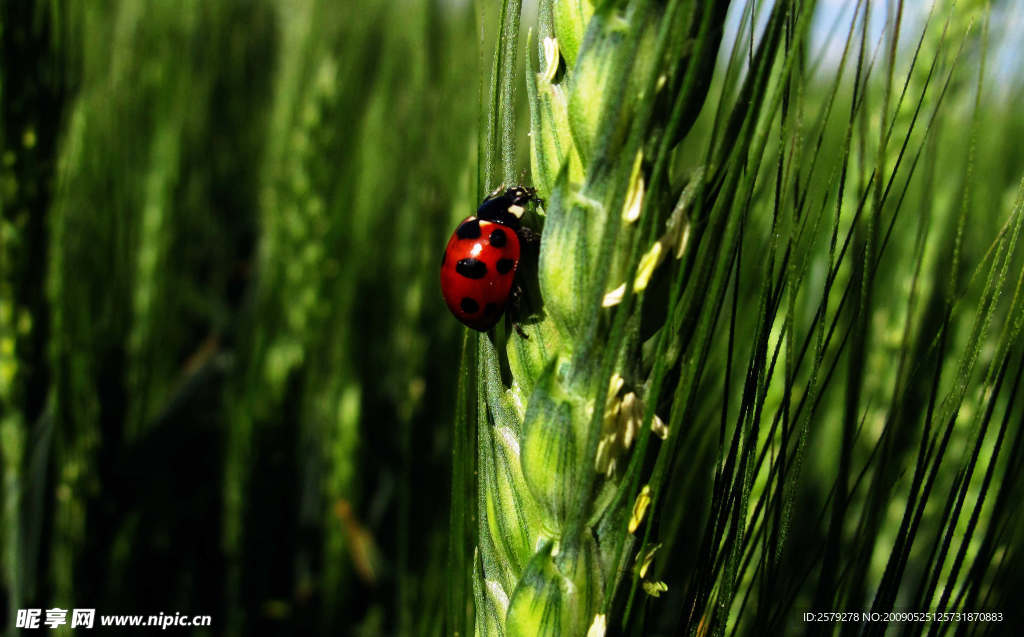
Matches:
[[440, 185, 538, 331]]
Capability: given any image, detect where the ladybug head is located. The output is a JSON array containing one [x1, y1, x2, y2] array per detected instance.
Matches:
[[476, 185, 538, 229]]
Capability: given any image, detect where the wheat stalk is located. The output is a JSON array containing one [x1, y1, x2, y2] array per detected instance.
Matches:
[[471, 1, 727, 634]]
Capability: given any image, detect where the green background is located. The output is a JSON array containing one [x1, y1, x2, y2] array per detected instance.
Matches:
[[3, 1, 1024, 635]]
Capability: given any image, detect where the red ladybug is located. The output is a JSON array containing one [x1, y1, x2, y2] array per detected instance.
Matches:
[[440, 185, 538, 331]]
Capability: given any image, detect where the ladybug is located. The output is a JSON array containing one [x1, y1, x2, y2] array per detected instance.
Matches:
[[441, 185, 539, 331]]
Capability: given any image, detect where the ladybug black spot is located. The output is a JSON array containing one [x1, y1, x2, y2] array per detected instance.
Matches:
[[456, 258, 487, 279], [489, 228, 507, 247], [457, 219, 482, 239], [496, 258, 515, 274], [461, 297, 480, 314], [484, 302, 498, 316]]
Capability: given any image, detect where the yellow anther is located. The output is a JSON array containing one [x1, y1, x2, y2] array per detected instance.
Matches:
[[629, 484, 652, 533], [602, 283, 625, 307], [586, 614, 607, 637], [637, 543, 662, 578], [542, 37, 561, 83], [651, 414, 669, 439], [634, 241, 664, 292], [622, 150, 644, 223]]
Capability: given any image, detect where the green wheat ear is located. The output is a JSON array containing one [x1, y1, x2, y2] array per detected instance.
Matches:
[[472, 1, 727, 634]]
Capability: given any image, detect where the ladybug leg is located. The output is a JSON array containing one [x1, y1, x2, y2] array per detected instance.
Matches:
[[508, 282, 530, 339], [522, 185, 544, 208], [513, 321, 529, 340], [518, 226, 541, 246]]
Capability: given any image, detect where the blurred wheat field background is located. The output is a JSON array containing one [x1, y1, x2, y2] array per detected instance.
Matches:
[[2, 0, 1024, 635]]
